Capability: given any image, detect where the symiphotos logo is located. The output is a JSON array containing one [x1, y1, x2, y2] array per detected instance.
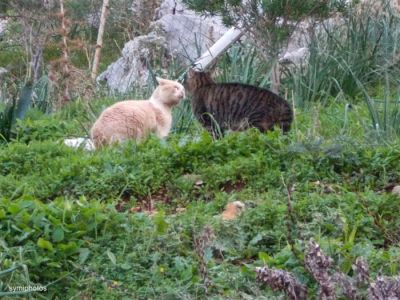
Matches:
[[7, 285, 47, 293]]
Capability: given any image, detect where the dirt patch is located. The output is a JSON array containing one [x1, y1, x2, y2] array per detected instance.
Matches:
[[115, 187, 172, 213], [115, 190, 132, 212], [220, 180, 246, 193]]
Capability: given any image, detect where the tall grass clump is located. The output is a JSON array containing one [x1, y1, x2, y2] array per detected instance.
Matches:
[[217, 45, 272, 88], [284, 0, 400, 138], [0, 99, 16, 143], [0, 76, 57, 143]]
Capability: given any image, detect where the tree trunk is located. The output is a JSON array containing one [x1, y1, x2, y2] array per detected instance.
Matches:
[[59, 0, 70, 102], [91, 0, 110, 80], [271, 62, 281, 94]]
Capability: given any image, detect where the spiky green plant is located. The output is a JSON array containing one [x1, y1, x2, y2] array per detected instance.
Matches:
[[217, 45, 272, 87], [292, 1, 399, 100], [0, 81, 36, 143], [0, 98, 16, 143]]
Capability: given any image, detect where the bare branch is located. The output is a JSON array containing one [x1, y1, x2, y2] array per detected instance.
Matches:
[[91, 0, 110, 80]]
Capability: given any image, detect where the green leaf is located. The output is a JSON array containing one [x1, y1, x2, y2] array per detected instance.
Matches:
[[341, 257, 353, 274], [241, 265, 250, 274], [47, 262, 62, 268], [153, 210, 169, 235], [8, 204, 21, 215], [57, 241, 78, 255], [79, 248, 90, 264], [52, 226, 64, 242], [0, 208, 6, 219], [106, 249, 116, 265], [37, 238, 54, 251], [120, 263, 131, 270], [258, 251, 271, 264], [250, 233, 263, 245], [0, 265, 21, 278], [348, 224, 358, 245]]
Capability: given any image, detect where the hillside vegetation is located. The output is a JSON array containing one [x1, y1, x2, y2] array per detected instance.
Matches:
[[1, 0, 400, 298], [1, 99, 400, 298]]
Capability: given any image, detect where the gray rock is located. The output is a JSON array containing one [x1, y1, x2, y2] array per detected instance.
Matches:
[[97, 33, 168, 92], [98, 0, 227, 93], [0, 19, 8, 40], [392, 185, 400, 197], [0, 67, 8, 77]]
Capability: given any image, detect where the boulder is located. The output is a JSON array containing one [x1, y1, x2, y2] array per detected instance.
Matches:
[[392, 185, 400, 197], [0, 67, 8, 77], [97, 33, 168, 93], [98, 0, 227, 93], [0, 19, 8, 40]]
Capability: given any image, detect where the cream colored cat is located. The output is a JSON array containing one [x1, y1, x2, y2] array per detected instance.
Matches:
[[90, 77, 185, 148]]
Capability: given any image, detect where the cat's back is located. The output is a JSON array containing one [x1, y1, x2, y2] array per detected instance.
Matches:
[[94, 100, 158, 126], [91, 100, 158, 146], [193, 82, 292, 132], [196, 82, 284, 104], [98, 100, 151, 117]]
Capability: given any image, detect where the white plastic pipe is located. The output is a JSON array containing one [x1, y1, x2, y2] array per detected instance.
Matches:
[[193, 27, 245, 71]]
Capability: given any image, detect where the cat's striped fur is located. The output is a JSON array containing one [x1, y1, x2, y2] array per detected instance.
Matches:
[[184, 69, 293, 137]]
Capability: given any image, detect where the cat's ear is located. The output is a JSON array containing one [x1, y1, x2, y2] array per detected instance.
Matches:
[[156, 77, 168, 86]]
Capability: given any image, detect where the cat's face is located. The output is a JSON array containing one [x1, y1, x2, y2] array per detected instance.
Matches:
[[183, 69, 214, 93], [155, 77, 185, 106]]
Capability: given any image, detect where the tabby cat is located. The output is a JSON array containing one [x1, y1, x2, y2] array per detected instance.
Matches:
[[90, 77, 185, 148], [184, 69, 292, 137]]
